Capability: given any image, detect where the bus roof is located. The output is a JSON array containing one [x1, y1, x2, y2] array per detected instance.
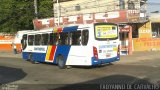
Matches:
[[23, 23, 117, 34]]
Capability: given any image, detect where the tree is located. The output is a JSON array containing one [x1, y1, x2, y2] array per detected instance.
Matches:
[[38, 0, 53, 18], [0, 0, 35, 33], [0, 0, 68, 33]]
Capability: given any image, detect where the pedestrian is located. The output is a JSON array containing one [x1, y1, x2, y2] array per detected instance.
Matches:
[[12, 42, 17, 54]]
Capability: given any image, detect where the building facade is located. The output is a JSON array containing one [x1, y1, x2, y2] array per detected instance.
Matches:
[[54, 0, 142, 17], [133, 13, 160, 51], [33, 0, 149, 55]]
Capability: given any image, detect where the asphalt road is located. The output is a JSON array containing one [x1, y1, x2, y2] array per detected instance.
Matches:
[[0, 56, 160, 90]]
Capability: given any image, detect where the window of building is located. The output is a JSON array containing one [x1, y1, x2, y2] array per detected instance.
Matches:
[[75, 4, 81, 11], [82, 30, 89, 45], [152, 23, 160, 38], [42, 34, 49, 45], [128, 0, 135, 9], [35, 34, 41, 45], [119, 0, 125, 10], [28, 35, 34, 45]]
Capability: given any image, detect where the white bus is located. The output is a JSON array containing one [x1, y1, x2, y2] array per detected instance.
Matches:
[[13, 30, 33, 53], [21, 23, 120, 69]]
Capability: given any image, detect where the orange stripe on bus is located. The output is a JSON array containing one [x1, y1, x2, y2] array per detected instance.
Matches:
[[45, 46, 52, 60], [49, 46, 56, 61]]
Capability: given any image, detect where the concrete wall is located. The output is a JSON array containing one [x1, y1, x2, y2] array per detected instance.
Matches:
[[0, 35, 14, 51]]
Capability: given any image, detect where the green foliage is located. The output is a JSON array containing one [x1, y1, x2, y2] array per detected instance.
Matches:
[[38, 0, 53, 18], [0, 0, 54, 33]]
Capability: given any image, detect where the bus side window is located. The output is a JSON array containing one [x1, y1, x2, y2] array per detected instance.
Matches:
[[71, 31, 81, 45], [49, 33, 53, 45], [59, 32, 69, 45], [21, 34, 27, 50], [82, 30, 89, 45], [28, 35, 34, 46], [42, 34, 48, 45], [58, 33, 62, 45], [35, 34, 41, 45], [54, 33, 59, 45], [64, 33, 69, 45], [49, 33, 59, 45]]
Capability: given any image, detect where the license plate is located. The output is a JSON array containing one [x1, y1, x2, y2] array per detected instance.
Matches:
[[106, 54, 111, 57]]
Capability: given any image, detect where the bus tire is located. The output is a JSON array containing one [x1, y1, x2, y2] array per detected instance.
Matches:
[[29, 54, 36, 64], [108, 62, 113, 65], [57, 55, 66, 69]]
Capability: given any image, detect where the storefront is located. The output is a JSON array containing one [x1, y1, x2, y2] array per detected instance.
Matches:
[[133, 14, 160, 51], [119, 24, 133, 55]]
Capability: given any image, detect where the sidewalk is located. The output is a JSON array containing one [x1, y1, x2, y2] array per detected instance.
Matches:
[[118, 51, 160, 64], [0, 51, 22, 58], [0, 51, 160, 64]]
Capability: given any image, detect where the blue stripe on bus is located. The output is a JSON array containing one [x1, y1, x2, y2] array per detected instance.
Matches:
[[32, 53, 46, 62], [22, 52, 46, 62], [91, 56, 120, 65], [63, 26, 78, 32], [22, 52, 29, 60], [53, 45, 71, 64]]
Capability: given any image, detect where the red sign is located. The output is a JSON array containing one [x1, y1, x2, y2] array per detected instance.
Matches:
[[119, 25, 130, 32]]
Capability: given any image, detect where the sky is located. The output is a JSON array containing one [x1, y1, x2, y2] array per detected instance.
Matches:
[[147, 0, 160, 13]]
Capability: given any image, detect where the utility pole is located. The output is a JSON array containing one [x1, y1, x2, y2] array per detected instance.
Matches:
[[53, 0, 60, 25], [34, 0, 38, 19], [57, 0, 60, 26]]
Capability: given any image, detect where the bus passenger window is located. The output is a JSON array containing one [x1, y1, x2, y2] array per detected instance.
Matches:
[[49, 33, 53, 45], [71, 31, 81, 45], [21, 34, 27, 50], [59, 33, 69, 45], [35, 34, 41, 45], [42, 34, 48, 45], [49, 33, 59, 45], [28, 35, 34, 45], [82, 30, 89, 45], [65, 33, 70, 45]]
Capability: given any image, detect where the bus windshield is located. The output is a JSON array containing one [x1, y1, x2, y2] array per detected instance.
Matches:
[[94, 24, 118, 40]]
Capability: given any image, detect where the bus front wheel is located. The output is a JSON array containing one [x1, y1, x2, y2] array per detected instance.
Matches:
[[57, 56, 66, 69]]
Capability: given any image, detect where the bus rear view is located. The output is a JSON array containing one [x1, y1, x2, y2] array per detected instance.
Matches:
[[91, 23, 120, 65]]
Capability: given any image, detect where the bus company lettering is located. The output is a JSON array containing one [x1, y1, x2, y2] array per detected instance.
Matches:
[[99, 45, 116, 49], [34, 47, 45, 51]]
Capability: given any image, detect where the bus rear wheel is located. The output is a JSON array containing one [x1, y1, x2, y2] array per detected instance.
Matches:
[[57, 56, 66, 69]]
